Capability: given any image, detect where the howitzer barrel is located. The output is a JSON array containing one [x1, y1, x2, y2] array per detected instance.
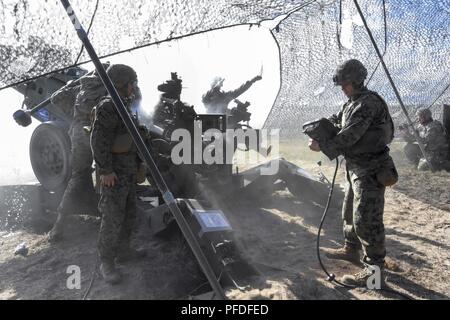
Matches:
[[12, 69, 96, 127], [13, 99, 52, 127]]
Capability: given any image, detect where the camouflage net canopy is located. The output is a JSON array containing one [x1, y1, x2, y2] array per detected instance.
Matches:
[[266, 0, 450, 137], [1, 0, 449, 138]]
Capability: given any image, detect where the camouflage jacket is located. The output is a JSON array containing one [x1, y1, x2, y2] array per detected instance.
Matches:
[[50, 84, 80, 119], [416, 120, 449, 158], [50, 74, 107, 125], [202, 80, 254, 113], [321, 88, 394, 176], [91, 97, 140, 176], [73, 75, 107, 125]]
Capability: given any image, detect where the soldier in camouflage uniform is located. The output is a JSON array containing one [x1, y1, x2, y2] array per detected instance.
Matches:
[[400, 108, 450, 171], [202, 75, 262, 114], [309, 59, 397, 287], [48, 68, 108, 242], [91, 64, 146, 284]]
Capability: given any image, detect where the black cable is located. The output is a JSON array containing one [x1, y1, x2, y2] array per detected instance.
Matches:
[[82, 254, 99, 300], [316, 159, 351, 287], [316, 159, 414, 300]]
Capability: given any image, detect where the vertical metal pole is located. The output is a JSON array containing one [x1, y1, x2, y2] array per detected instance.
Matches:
[[353, 0, 433, 170], [59, 0, 226, 299]]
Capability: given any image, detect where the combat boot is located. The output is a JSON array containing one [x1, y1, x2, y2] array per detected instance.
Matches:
[[341, 265, 385, 288], [47, 213, 65, 243], [322, 244, 361, 265], [100, 261, 122, 285], [115, 245, 147, 263]]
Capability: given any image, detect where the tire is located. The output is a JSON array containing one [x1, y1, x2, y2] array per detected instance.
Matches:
[[29, 122, 71, 192]]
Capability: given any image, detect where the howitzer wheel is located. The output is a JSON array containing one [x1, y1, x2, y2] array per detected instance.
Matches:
[[29, 122, 71, 192]]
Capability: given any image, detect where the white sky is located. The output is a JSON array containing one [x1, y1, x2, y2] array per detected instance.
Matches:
[[0, 24, 280, 185], [109, 24, 280, 127]]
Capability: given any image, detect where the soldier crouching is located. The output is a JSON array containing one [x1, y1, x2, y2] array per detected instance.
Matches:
[[91, 64, 146, 284], [400, 108, 450, 171]]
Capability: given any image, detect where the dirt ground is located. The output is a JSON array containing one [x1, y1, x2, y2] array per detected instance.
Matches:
[[0, 140, 449, 300]]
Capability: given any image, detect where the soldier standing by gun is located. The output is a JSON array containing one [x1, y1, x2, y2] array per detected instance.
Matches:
[[202, 75, 262, 114], [399, 108, 450, 171], [91, 64, 146, 284], [48, 65, 109, 242], [309, 59, 397, 287]]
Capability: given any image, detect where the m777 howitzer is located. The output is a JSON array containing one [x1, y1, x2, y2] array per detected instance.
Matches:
[[9, 67, 344, 295], [9, 66, 344, 208]]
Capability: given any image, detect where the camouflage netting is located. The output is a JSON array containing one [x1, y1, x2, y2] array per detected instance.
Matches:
[[1, 0, 449, 138], [0, 0, 300, 87], [265, 0, 450, 137]]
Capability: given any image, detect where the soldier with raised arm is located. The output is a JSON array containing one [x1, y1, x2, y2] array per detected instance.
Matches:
[[202, 75, 262, 114]]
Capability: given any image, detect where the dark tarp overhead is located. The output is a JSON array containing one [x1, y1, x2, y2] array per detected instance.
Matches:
[[1, 0, 449, 137]]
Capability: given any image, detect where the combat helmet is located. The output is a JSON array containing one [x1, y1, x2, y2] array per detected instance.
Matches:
[[106, 64, 137, 90], [333, 59, 368, 86], [416, 108, 432, 120]]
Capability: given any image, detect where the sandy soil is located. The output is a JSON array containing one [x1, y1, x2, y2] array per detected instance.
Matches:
[[0, 140, 449, 300]]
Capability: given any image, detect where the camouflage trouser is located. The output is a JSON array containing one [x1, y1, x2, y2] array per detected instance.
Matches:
[[98, 174, 137, 263], [342, 169, 386, 267], [58, 123, 97, 215]]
